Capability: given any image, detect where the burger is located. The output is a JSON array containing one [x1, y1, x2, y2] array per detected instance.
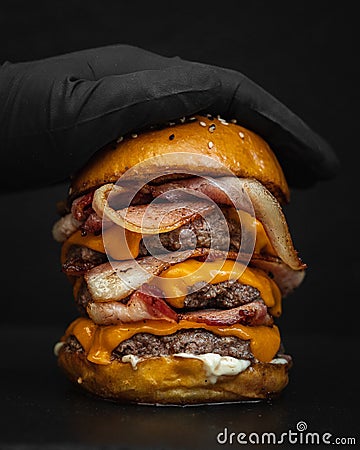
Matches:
[[52, 115, 305, 404]]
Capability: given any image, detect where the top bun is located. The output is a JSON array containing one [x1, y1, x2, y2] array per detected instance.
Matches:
[[69, 116, 290, 203]]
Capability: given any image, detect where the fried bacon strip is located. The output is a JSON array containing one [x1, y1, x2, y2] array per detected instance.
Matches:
[[179, 300, 273, 327], [87, 285, 178, 325]]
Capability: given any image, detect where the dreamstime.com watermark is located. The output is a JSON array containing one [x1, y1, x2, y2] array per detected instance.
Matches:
[[216, 421, 357, 446]]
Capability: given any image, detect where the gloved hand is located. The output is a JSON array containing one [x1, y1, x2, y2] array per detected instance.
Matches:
[[0, 44, 338, 190]]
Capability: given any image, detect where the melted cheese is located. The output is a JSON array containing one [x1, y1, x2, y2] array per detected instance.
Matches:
[[60, 214, 281, 311], [103, 225, 142, 260], [226, 208, 276, 256], [61, 230, 104, 264], [61, 226, 141, 263], [63, 317, 281, 365], [254, 219, 276, 255], [156, 259, 281, 310], [268, 281, 282, 317], [61, 211, 274, 264]]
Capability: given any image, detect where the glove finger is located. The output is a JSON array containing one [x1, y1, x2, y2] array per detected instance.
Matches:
[[204, 66, 339, 187], [4, 64, 220, 189]]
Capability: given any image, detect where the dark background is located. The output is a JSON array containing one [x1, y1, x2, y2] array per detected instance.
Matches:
[[0, 1, 359, 448]]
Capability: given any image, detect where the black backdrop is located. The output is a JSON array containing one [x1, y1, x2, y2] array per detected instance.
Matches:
[[0, 1, 359, 447]]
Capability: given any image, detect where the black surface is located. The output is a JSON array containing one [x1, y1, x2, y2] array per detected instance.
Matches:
[[1, 326, 358, 449], [0, 1, 358, 448]]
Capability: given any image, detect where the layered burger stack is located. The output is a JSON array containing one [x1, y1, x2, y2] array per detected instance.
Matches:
[[52, 115, 305, 404]]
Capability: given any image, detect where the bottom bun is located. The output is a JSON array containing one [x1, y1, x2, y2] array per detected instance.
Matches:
[[58, 348, 291, 405]]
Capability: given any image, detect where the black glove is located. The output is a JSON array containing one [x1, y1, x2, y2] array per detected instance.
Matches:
[[0, 44, 338, 190]]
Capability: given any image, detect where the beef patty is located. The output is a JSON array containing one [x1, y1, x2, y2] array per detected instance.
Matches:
[[62, 245, 107, 276], [183, 280, 260, 309], [139, 208, 241, 256], [74, 278, 262, 316], [64, 329, 254, 360]]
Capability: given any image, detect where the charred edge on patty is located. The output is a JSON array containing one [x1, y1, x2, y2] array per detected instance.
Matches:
[[62, 245, 107, 276]]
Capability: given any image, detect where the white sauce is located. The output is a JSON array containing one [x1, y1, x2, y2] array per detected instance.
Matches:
[[120, 352, 251, 383], [174, 353, 251, 384], [53, 341, 64, 356], [121, 354, 141, 369], [270, 357, 288, 365], [120, 353, 288, 382]]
